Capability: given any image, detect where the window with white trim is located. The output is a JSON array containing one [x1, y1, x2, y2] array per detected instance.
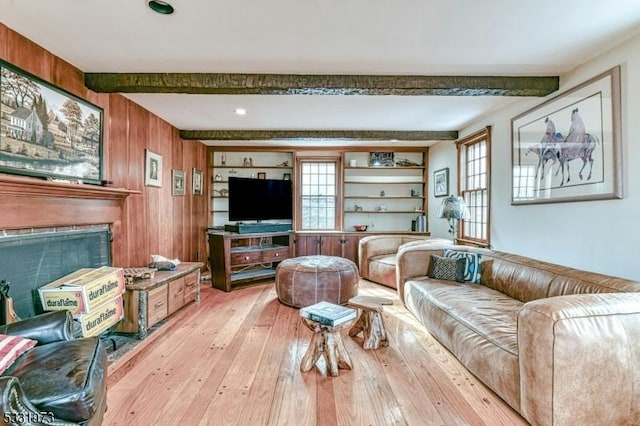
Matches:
[[299, 159, 339, 230]]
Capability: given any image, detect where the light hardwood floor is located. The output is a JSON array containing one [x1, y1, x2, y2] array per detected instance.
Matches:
[[105, 280, 527, 426]]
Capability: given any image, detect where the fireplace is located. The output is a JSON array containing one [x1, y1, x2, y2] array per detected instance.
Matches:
[[0, 225, 112, 319]]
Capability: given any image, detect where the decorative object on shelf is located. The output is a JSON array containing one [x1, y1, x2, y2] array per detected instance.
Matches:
[[411, 188, 420, 197], [437, 195, 469, 241], [251, 173, 256, 178], [0, 60, 104, 185], [413, 214, 427, 232], [213, 188, 228, 197], [276, 160, 289, 167], [349, 159, 357, 167], [257, 172, 266, 179], [354, 204, 363, 212], [511, 66, 622, 205], [380, 190, 385, 197], [353, 225, 368, 232], [378, 205, 387, 212], [221, 153, 226, 166], [433, 167, 449, 197], [227, 169, 238, 178], [192, 168, 203, 195], [369, 152, 395, 167], [283, 173, 291, 180], [145, 149, 162, 187], [214, 173, 222, 181], [395, 158, 421, 167], [243, 157, 250, 166], [172, 169, 185, 196]]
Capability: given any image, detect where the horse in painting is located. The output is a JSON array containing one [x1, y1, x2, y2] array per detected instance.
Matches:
[[527, 117, 561, 180], [555, 108, 598, 186]]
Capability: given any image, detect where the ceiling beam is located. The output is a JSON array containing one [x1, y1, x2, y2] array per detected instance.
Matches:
[[179, 130, 457, 141], [85, 73, 558, 96]]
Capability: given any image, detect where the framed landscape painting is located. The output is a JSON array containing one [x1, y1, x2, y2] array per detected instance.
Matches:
[[511, 66, 622, 205], [0, 60, 103, 184]]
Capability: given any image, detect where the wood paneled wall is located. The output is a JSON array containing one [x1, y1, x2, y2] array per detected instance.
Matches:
[[0, 23, 208, 268]]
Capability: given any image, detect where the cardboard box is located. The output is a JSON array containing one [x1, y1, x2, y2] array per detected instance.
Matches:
[[38, 266, 125, 315], [74, 295, 124, 337]]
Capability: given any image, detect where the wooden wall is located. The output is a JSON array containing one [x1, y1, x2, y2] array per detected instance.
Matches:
[[0, 23, 208, 268]]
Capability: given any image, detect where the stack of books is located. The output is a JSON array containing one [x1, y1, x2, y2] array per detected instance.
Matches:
[[300, 301, 357, 327]]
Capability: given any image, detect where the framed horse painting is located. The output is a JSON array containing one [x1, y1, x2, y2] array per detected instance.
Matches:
[[511, 66, 622, 205]]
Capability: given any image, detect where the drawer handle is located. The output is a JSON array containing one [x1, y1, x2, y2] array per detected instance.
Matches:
[[186, 283, 196, 287], [245, 256, 250, 260], [274, 253, 279, 257], [154, 301, 164, 308], [174, 290, 183, 297]]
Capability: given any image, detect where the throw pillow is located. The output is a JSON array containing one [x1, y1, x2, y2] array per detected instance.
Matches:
[[0, 334, 37, 375], [443, 249, 482, 283], [427, 254, 466, 283]]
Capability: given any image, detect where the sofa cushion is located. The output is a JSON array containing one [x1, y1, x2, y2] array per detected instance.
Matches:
[[427, 254, 465, 283], [368, 254, 398, 288], [443, 249, 482, 283], [404, 277, 523, 411], [4, 337, 107, 423], [0, 334, 37, 374]]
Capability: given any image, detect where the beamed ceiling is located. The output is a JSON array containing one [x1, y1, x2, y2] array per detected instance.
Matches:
[[2, 1, 640, 146], [84, 73, 558, 142]]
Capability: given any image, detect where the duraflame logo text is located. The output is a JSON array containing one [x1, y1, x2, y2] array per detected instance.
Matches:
[[86, 307, 118, 331], [46, 298, 79, 308], [88, 280, 120, 301]]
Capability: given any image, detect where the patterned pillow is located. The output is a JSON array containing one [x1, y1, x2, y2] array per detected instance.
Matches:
[[0, 334, 37, 375], [443, 249, 482, 283], [427, 254, 466, 283]]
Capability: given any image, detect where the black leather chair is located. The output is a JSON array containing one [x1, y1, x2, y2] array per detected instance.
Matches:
[[0, 311, 107, 425]]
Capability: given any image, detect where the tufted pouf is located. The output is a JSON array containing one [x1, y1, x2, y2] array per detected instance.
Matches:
[[275, 255, 359, 308]]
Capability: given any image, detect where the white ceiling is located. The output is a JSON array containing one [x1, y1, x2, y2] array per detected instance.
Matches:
[[2, 0, 640, 147]]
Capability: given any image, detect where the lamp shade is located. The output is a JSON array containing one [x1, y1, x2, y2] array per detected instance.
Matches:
[[437, 195, 470, 220]]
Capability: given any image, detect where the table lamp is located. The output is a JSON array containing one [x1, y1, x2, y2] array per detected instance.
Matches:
[[437, 195, 470, 243]]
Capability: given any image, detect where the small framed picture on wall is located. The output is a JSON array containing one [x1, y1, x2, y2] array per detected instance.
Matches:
[[145, 150, 162, 187], [433, 167, 449, 197], [192, 168, 203, 195], [172, 169, 185, 196]]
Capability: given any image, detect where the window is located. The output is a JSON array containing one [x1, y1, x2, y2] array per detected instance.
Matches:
[[298, 158, 340, 230], [457, 127, 491, 247]]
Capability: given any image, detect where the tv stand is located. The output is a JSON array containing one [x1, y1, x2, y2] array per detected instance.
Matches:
[[224, 222, 292, 234], [207, 230, 293, 291]]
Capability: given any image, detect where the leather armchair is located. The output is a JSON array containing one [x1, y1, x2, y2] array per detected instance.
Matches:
[[0, 311, 107, 425]]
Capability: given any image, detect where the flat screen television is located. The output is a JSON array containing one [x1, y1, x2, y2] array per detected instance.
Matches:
[[228, 177, 293, 222]]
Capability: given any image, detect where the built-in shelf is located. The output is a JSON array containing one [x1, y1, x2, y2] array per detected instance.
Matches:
[[213, 166, 292, 170], [346, 211, 424, 214], [344, 196, 424, 200], [344, 166, 424, 170]]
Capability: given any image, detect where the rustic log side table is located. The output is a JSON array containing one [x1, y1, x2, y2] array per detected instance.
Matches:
[[300, 317, 354, 377], [348, 295, 393, 350]]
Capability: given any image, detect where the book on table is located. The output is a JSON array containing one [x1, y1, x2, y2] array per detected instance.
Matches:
[[299, 301, 357, 327]]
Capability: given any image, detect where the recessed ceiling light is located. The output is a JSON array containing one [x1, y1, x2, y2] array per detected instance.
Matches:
[[148, 1, 174, 15], [234, 108, 247, 116]]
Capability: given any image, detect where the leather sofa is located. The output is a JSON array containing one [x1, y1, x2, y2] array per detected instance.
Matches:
[[0, 310, 107, 425], [396, 242, 640, 426], [358, 235, 449, 288]]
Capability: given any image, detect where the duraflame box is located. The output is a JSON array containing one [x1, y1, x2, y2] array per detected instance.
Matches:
[[74, 295, 124, 337], [38, 267, 125, 315]]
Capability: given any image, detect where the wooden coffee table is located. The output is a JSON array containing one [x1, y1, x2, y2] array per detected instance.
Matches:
[[300, 317, 354, 377]]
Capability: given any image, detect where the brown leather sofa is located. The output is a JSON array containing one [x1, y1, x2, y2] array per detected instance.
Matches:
[[0, 310, 107, 425], [396, 242, 640, 426], [358, 235, 449, 288]]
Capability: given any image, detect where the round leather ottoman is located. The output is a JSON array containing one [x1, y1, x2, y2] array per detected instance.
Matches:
[[275, 255, 359, 308]]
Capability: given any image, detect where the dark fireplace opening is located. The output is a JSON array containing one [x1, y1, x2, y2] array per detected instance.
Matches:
[[0, 226, 112, 320]]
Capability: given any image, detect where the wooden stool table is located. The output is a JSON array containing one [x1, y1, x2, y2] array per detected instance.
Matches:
[[348, 296, 393, 350], [300, 317, 354, 377]]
